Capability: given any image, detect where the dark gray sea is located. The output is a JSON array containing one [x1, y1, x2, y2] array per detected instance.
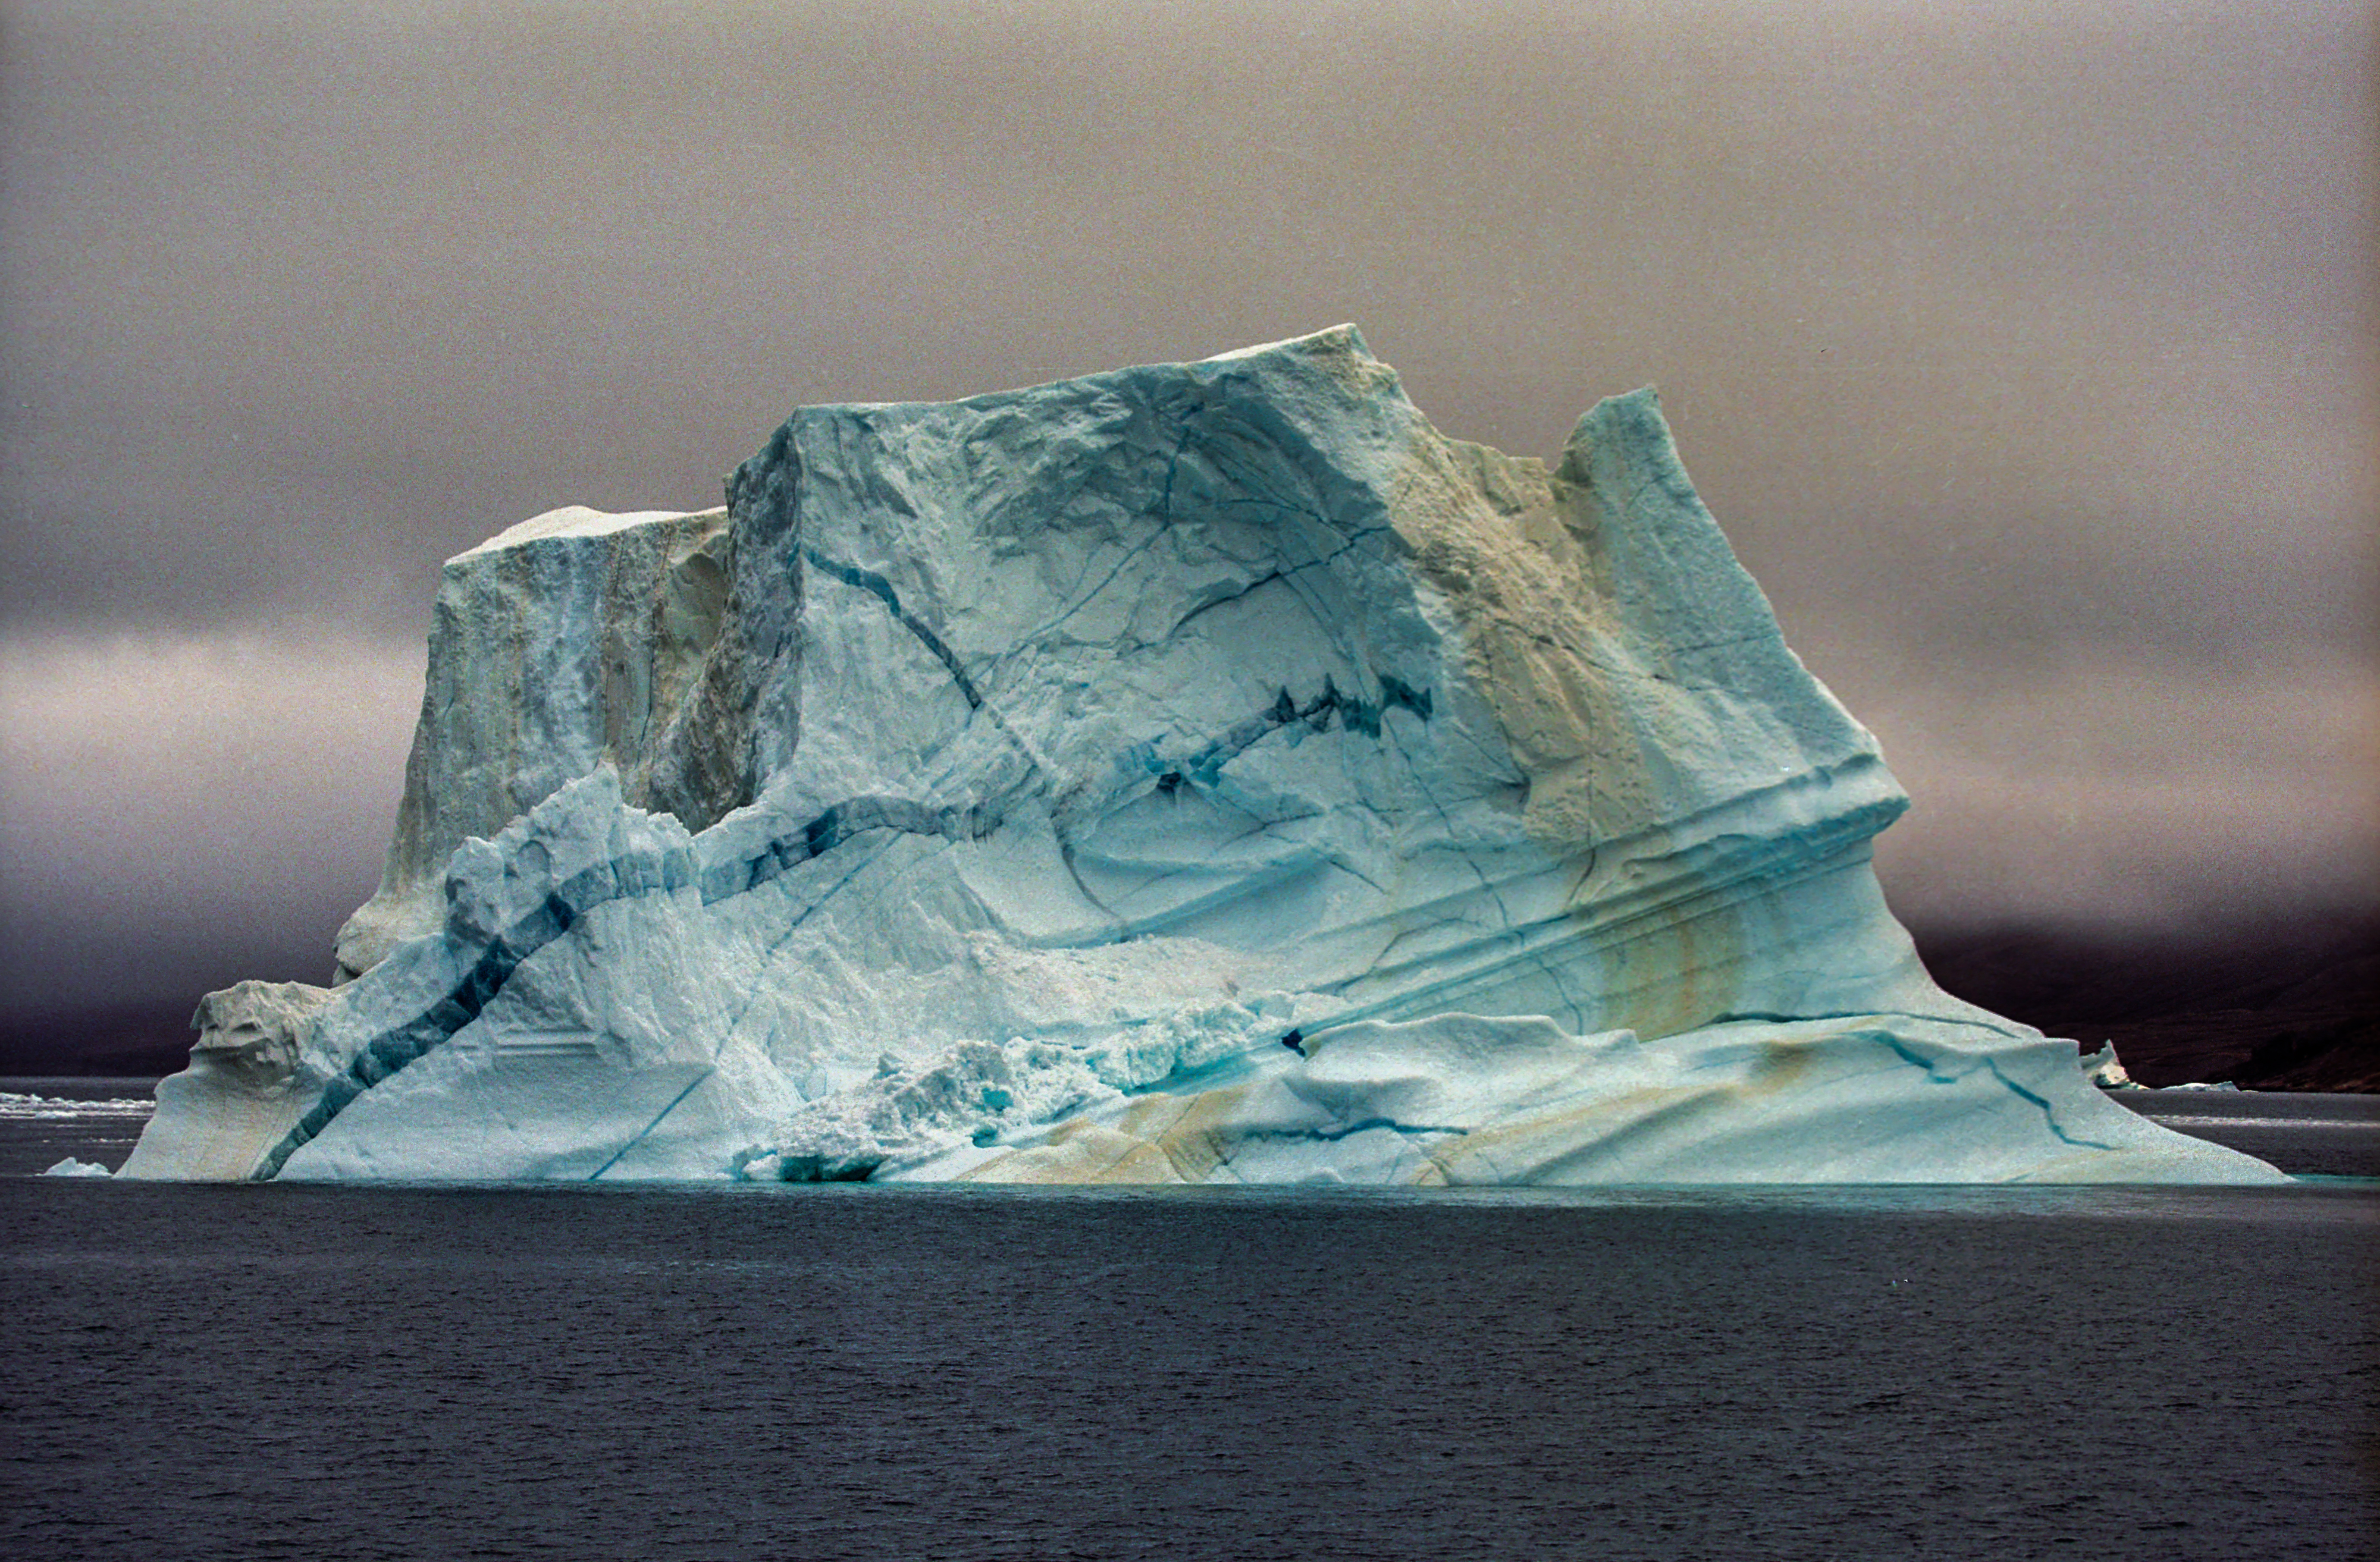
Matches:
[[4, 1081, 2374, 1562]]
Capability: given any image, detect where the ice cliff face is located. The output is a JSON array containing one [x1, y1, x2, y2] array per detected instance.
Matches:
[[122, 327, 2280, 1184]]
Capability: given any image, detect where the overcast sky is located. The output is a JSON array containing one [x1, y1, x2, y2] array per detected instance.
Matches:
[[0, 0, 2371, 1020]]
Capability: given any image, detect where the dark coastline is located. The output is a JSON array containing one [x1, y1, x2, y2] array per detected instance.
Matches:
[[1914, 913, 2380, 1092], [0, 999, 194, 1079], [7, 914, 2375, 1089]]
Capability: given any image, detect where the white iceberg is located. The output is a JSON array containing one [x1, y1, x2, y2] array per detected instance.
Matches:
[[2079, 1042, 2140, 1090], [121, 327, 2282, 1185]]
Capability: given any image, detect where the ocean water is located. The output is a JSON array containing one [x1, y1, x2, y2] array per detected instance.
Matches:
[[2117, 1088, 2380, 1178], [0, 1082, 155, 1178], [3, 1084, 2374, 1562]]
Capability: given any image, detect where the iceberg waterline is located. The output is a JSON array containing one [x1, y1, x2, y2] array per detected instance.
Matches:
[[122, 327, 2280, 1185]]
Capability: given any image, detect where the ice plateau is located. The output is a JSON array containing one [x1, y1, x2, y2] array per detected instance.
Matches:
[[122, 327, 2279, 1185]]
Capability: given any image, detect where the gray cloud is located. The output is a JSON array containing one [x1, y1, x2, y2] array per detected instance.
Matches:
[[1848, 650, 2377, 930], [0, 0, 2371, 1012], [0, 628, 420, 1009]]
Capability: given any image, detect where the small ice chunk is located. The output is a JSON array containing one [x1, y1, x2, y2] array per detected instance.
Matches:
[[2079, 1042, 2139, 1089], [42, 1157, 113, 1177]]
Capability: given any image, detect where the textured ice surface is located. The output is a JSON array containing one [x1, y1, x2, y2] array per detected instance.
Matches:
[[124, 327, 2280, 1184]]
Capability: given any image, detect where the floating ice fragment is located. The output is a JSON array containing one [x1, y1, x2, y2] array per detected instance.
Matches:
[[2079, 1043, 2140, 1089]]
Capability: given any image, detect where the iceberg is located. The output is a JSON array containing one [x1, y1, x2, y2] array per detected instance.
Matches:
[[121, 327, 2280, 1185], [2079, 1042, 2141, 1090]]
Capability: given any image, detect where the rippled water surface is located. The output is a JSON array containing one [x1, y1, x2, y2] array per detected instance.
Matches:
[[3, 1084, 2375, 1561]]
